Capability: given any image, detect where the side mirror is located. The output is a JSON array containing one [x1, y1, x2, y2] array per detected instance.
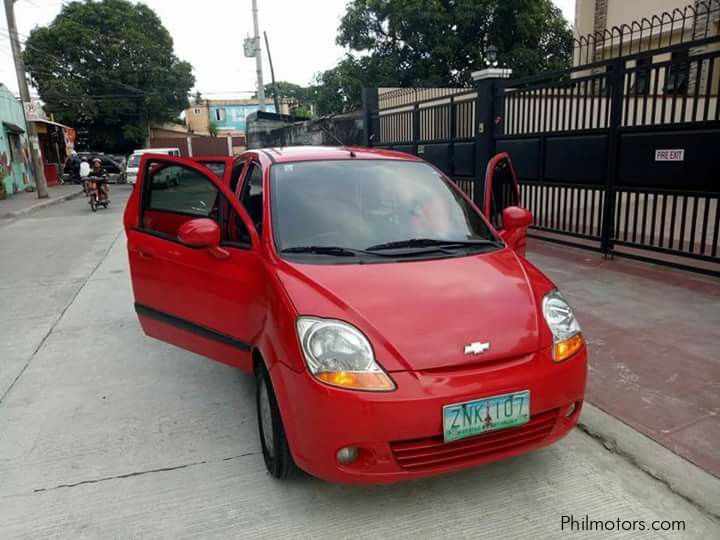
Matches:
[[502, 206, 533, 229], [177, 218, 229, 259]]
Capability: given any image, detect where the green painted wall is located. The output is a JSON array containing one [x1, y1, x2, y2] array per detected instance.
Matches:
[[0, 84, 31, 196]]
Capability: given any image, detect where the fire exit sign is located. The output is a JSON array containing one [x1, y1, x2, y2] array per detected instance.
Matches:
[[655, 149, 685, 162]]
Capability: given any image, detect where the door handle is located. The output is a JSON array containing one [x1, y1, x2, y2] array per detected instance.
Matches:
[[131, 247, 154, 259], [138, 248, 154, 259]]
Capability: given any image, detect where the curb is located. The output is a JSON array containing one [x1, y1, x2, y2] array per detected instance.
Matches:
[[1, 189, 84, 219], [579, 403, 720, 519]]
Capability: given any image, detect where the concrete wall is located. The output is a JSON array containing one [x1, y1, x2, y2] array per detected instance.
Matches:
[[0, 84, 31, 197]]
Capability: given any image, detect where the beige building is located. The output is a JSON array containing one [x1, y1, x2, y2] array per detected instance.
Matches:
[[574, 0, 720, 65], [575, 0, 700, 38]]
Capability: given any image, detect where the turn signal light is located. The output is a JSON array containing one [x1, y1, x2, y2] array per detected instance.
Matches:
[[316, 371, 396, 391], [553, 334, 585, 363]]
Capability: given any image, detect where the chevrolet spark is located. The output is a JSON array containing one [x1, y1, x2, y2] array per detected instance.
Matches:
[[124, 146, 587, 484]]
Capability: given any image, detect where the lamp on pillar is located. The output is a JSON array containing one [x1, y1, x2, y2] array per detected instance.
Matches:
[[472, 43, 512, 81], [469, 42, 511, 209], [471, 44, 512, 82], [485, 44, 498, 68]]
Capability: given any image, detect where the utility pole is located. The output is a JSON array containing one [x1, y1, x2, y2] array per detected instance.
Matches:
[[4, 0, 48, 198], [263, 31, 280, 114], [251, 0, 266, 111]]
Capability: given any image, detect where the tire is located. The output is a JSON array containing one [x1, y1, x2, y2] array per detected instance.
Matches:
[[90, 198, 97, 212], [256, 362, 296, 479]]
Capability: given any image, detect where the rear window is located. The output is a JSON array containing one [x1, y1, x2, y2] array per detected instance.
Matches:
[[128, 154, 142, 168]]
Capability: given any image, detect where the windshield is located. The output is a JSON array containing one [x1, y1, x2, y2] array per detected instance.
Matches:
[[128, 154, 142, 168], [271, 160, 498, 261]]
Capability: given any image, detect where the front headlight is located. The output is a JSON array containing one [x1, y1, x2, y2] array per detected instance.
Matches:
[[296, 317, 395, 391], [542, 290, 585, 362]]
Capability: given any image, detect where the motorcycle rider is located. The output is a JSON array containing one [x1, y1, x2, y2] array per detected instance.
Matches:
[[89, 158, 109, 200]]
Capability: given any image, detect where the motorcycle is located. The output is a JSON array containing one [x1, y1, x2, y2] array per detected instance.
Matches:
[[87, 176, 110, 212]]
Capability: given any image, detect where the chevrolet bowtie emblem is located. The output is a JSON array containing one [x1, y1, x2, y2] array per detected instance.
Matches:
[[464, 341, 490, 355]]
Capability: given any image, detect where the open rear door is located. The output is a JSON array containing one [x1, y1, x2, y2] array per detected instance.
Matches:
[[483, 153, 528, 256]]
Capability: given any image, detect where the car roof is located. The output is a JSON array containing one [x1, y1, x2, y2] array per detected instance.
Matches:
[[133, 148, 179, 154], [257, 146, 422, 164]]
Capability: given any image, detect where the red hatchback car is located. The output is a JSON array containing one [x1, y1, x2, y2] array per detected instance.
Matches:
[[123, 146, 587, 484]]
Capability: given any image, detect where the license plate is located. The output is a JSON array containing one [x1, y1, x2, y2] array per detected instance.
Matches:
[[442, 390, 530, 443]]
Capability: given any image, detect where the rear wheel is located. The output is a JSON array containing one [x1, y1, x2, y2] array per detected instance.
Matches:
[[256, 362, 296, 479]]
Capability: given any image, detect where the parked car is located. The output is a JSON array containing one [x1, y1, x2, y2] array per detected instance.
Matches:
[[123, 147, 587, 484], [125, 148, 181, 185]]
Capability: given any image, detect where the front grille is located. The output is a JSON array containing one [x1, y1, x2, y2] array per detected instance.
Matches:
[[390, 409, 559, 472]]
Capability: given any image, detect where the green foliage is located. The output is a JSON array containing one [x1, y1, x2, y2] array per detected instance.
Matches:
[[314, 0, 572, 114], [263, 81, 308, 103], [208, 120, 219, 137], [290, 104, 312, 119], [262, 81, 316, 117], [24, 0, 195, 154]]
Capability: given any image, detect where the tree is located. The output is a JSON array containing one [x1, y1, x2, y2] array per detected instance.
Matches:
[[315, 0, 572, 114], [260, 81, 314, 117], [208, 120, 219, 137], [262, 81, 308, 103], [24, 0, 194, 154]]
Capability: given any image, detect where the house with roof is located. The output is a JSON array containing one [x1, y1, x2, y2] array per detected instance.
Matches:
[[0, 83, 31, 198]]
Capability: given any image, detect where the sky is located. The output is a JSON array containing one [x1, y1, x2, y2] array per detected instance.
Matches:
[[0, 0, 576, 99]]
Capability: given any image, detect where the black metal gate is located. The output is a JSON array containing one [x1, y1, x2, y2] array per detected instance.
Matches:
[[368, 2, 720, 276]]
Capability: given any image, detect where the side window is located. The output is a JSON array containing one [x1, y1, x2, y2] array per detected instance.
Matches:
[[142, 160, 250, 246], [146, 163, 218, 218], [240, 163, 264, 233]]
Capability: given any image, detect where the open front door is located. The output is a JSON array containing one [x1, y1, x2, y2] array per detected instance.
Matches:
[[483, 153, 529, 257], [123, 154, 263, 372], [190, 156, 234, 188]]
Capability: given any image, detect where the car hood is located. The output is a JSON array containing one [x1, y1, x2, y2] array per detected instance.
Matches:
[[276, 249, 541, 372]]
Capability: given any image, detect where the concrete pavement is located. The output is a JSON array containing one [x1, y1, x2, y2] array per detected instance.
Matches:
[[527, 240, 720, 479], [1, 190, 719, 538], [0, 184, 84, 220]]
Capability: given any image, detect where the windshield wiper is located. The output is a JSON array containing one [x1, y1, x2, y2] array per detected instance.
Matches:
[[366, 238, 502, 252], [281, 245, 389, 257]]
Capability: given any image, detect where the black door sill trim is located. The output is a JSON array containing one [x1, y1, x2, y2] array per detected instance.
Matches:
[[135, 303, 251, 351]]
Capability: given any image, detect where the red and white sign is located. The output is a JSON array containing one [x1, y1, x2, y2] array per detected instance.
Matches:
[[655, 149, 685, 162]]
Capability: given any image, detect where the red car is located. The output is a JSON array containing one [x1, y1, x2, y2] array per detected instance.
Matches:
[[124, 146, 587, 484]]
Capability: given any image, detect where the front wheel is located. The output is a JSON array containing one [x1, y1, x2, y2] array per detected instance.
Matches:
[[256, 363, 296, 479], [89, 198, 97, 212]]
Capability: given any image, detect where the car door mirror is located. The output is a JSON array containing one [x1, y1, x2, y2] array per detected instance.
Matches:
[[502, 206, 533, 230], [177, 218, 229, 260]]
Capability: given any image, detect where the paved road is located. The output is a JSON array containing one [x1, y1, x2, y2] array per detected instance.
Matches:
[[1, 189, 718, 539]]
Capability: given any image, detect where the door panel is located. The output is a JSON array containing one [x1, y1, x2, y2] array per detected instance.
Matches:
[[483, 153, 528, 256], [127, 155, 262, 371]]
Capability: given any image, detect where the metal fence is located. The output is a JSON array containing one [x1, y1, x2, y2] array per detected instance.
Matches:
[[494, 35, 720, 274], [368, 5, 720, 276]]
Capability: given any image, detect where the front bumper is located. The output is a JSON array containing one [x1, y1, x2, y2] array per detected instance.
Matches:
[[270, 347, 587, 484]]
